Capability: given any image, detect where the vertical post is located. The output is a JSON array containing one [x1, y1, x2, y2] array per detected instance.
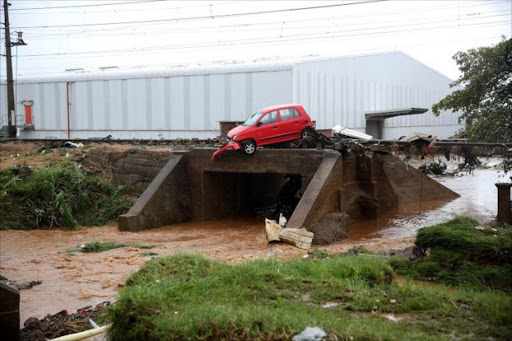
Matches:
[[3, 0, 15, 138], [495, 182, 512, 223], [66, 82, 71, 139]]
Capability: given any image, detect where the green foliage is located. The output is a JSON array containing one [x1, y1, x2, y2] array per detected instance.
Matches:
[[432, 37, 512, 142], [0, 163, 134, 230], [104, 254, 512, 341], [67, 241, 156, 253], [391, 216, 512, 292]]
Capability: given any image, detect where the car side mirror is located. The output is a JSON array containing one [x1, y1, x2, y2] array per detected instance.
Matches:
[[256, 121, 263, 127]]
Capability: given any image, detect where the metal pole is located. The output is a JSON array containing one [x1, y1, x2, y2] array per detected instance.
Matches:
[[3, 0, 15, 138]]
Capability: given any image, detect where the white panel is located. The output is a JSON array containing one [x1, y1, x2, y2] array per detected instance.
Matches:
[[189, 75, 204, 130], [126, 79, 146, 130], [91, 81, 105, 130], [170, 77, 185, 130], [151, 78, 165, 131], [209, 74, 225, 129], [73, 82, 88, 130], [107, 80, 123, 130], [228, 73, 244, 121]]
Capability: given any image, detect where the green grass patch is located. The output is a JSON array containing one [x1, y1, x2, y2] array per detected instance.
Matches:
[[66, 241, 156, 253], [0, 162, 134, 230], [104, 253, 512, 341], [390, 216, 512, 292]]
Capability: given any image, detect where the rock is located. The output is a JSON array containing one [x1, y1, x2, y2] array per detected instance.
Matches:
[[308, 213, 348, 245], [390, 299, 397, 305], [292, 327, 327, 341], [24, 317, 41, 330]]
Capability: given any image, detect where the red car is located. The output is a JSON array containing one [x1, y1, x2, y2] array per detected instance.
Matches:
[[211, 104, 314, 160]]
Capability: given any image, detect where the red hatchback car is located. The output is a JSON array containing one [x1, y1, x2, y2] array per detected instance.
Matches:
[[211, 104, 314, 160]]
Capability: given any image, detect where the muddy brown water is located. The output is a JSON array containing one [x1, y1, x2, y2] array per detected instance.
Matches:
[[0, 169, 505, 326], [348, 169, 504, 241]]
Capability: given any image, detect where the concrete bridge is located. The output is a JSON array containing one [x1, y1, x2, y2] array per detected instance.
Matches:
[[119, 148, 458, 244]]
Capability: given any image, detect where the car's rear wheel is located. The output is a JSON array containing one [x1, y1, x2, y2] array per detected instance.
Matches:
[[242, 140, 257, 155]]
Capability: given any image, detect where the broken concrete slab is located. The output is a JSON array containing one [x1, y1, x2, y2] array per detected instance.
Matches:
[[279, 228, 314, 250]]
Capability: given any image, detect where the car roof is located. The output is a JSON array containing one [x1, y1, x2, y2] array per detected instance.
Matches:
[[260, 104, 303, 113]]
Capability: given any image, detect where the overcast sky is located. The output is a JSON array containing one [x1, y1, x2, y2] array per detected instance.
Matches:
[[2, 0, 511, 80]]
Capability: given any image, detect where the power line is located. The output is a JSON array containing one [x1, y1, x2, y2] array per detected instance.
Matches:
[[21, 9, 510, 41], [16, 19, 510, 58], [10, 0, 168, 11], [12, 0, 386, 29]]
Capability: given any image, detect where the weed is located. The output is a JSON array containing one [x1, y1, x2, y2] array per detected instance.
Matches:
[[390, 216, 512, 292], [0, 163, 134, 230], [104, 254, 512, 341], [68, 241, 156, 253]]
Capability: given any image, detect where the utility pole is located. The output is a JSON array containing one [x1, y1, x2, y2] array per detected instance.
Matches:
[[3, 0, 15, 138]]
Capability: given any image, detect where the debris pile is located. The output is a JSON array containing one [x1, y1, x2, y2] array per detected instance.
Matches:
[[20, 301, 111, 341]]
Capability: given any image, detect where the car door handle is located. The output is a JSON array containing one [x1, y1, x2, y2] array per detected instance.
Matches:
[[273, 126, 278, 129], [294, 121, 299, 124]]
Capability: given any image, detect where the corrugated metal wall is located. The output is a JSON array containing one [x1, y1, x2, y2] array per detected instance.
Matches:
[[293, 53, 462, 139], [3, 67, 292, 139], [1, 53, 463, 140]]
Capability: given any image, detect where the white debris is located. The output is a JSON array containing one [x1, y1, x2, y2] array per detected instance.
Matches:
[[332, 125, 372, 140], [321, 302, 339, 308], [384, 314, 401, 322], [279, 213, 287, 227], [265, 219, 282, 242], [292, 327, 327, 341]]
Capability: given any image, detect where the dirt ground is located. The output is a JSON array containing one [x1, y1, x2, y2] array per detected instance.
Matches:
[[0, 141, 190, 171], [0, 218, 413, 326]]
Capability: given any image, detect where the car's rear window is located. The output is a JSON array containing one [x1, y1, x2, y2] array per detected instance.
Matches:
[[280, 108, 300, 120]]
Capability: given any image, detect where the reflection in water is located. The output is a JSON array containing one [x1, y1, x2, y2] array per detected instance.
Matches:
[[348, 169, 504, 241]]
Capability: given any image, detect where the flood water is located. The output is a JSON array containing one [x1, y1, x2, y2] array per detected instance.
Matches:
[[0, 167, 506, 326], [348, 169, 504, 241]]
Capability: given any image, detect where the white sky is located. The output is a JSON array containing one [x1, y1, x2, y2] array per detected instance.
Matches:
[[2, 0, 511, 80]]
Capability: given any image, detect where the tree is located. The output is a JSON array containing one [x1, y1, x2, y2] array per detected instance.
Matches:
[[432, 37, 512, 143]]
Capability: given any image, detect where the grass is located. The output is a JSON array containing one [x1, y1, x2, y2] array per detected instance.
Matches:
[[104, 253, 512, 341], [65, 241, 156, 253], [0, 162, 134, 230], [390, 216, 512, 292]]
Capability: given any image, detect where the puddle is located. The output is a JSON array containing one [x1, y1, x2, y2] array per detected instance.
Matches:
[[348, 169, 504, 241]]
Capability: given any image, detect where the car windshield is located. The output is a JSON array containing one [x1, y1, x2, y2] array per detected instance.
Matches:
[[243, 110, 264, 126]]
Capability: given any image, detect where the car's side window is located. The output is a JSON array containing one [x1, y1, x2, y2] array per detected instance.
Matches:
[[259, 111, 278, 125], [280, 108, 300, 121]]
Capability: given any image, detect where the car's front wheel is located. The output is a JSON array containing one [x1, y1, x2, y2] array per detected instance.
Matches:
[[242, 140, 257, 155]]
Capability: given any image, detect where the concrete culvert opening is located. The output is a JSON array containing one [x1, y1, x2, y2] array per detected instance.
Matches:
[[202, 172, 303, 221]]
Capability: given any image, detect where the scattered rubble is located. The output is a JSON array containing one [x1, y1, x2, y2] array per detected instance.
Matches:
[[20, 301, 111, 341], [0, 276, 42, 290]]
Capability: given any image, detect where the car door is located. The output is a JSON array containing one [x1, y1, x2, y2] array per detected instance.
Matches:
[[276, 107, 302, 142], [255, 110, 280, 145]]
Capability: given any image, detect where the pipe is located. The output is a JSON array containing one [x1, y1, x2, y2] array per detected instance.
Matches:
[[48, 324, 110, 341], [66, 81, 71, 139]]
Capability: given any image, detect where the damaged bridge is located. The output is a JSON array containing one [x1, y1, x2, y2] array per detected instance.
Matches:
[[119, 149, 458, 244]]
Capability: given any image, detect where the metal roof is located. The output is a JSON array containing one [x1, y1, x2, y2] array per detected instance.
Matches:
[[365, 108, 429, 121]]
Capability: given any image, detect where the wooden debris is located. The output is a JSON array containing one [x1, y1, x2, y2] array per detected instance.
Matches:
[[265, 219, 282, 242], [279, 228, 314, 250]]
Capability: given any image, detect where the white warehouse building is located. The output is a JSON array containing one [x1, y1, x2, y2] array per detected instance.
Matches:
[[1, 52, 462, 140]]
